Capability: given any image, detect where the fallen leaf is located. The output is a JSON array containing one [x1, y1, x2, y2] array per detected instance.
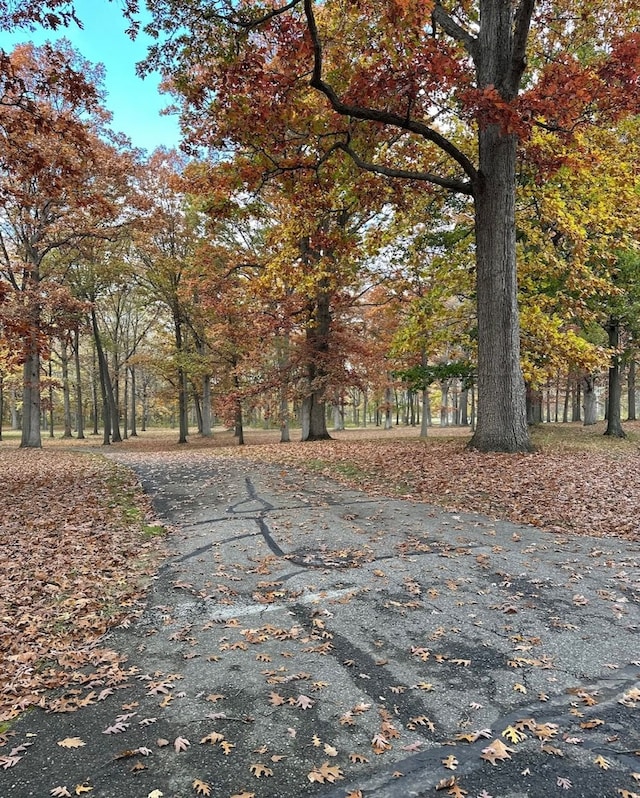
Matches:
[[74, 787, 92, 796], [502, 725, 527, 744], [249, 763, 273, 777], [200, 732, 225, 745], [192, 779, 211, 796], [50, 789, 72, 797], [557, 777, 572, 789], [594, 754, 611, 770], [481, 739, 514, 765], [174, 736, 190, 753], [442, 754, 458, 770], [57, 738, 86, 749]]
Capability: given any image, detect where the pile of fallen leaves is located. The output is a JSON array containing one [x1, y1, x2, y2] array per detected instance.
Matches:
[[0, 449, 165, 722], [229, 427, 640, 541]]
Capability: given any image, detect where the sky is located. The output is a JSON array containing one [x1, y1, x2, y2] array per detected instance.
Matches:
[[0, 0, 182, 154]]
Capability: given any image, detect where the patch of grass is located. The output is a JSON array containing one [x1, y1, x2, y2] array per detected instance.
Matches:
[[530, 420, 640, 453], [142, 524, 166, 538]]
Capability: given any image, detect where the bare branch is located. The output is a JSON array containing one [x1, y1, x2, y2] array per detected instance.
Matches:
[[304, 0, 478, 188]]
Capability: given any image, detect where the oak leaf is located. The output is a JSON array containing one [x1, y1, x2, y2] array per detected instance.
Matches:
[[557, 777, 572, 789], [192, 780, 211, 796], [307, 762, 344, 783], [74, 787, 92, 795], [249, 763, 273, 777], [200, 732, 224, 745], [349, 753, 369, 763], [502, 725, 527, 743], [481, 739, 514, 765], [50, 789, 72, 797], [618, 791, 640, 798], [57, 738, 85, 749], [174, 736, 190, 753], [442, 754, 458, 770], [594, 754, 611, 769]]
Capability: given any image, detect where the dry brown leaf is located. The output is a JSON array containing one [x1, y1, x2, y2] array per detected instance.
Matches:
[[249, 763, 273, 777], [481, 739, 514, 765], [57, 738, 86, 749], [174, 736, 190, 753], [192, 780, 211, 796]]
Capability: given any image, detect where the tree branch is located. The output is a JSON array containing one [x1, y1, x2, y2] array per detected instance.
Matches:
[[505, 0, 535, 97], [303, 0, 478, 188], [432, 2, 478, 58], [337, 142, 474, 195]]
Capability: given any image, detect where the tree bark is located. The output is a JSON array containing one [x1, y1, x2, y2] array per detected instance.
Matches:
[[91, 309, 112, 445], [129, 365, 138, 436], [300, 284, 332, 441], [60, 337, 73, 437], [21, 340, 42, 448], [73, 329, 85, 439], [604, 318, 625, 438], [468, 123, 531, 451], [582, 375, 597, 426], [627, 359, 636, 422]]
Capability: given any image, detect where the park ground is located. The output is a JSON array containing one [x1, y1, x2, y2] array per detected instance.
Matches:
[[0, 422, 639, 797]]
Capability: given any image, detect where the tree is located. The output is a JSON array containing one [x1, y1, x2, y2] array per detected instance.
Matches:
[[142, 0, 640, 451], [0, 42, 136, 446]]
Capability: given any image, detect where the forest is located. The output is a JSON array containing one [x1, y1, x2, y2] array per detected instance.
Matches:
[[1, 0, 639, 453]]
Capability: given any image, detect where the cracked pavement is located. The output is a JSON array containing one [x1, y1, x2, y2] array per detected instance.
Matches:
[[3, 450, 640, 798]]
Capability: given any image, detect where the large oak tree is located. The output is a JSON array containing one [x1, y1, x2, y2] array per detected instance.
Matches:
[[140, 0, 640, 451]]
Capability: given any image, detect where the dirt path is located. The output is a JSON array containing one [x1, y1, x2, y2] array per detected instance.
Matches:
[[4, 450, 640, 798]]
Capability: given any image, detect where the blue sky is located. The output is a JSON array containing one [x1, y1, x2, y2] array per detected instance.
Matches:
[[0, 0, 182, 154]]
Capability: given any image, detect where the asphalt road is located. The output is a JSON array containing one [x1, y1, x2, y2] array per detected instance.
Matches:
[[3, 451, 639, 798]]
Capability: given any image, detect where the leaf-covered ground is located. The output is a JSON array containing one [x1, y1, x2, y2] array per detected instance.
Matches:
[[224, 422, 640, 542], [0, 449, 165, 722]]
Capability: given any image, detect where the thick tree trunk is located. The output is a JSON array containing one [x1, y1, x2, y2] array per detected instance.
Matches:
[[582, 375, 597, 426], [21, 342, 42, 448], [468, 125, 531, 451], [300, 287, 332, 442], [604, 318, 625, 438], [627, 359, 636, 422], [419, 388, 430, 438]]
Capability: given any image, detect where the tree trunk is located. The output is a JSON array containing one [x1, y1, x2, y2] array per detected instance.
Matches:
[[604, 318, 625, 438], [91, 309, 112, 445], [526, 384, 542, 425], [419, 388, 430, 438], [174, 313, 188, 444], [467, 132, 530, 449], [60, 338, 73, 437], [627, 359, 636, 421], [129, 365, 138, 436], [20, 332, 42, 448], [201, 374, 212, 436], [572, 379, 581, 422], [73, 329, 85, 439], [440, 379, 450, 426], [582, 375, 597, 426], [384, 385, 393, 430], [0, 374, 3, 441], [300, 286, 332, 441]]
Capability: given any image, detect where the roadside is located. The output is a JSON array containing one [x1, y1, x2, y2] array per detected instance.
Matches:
[[2, 448, 638, 798]]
